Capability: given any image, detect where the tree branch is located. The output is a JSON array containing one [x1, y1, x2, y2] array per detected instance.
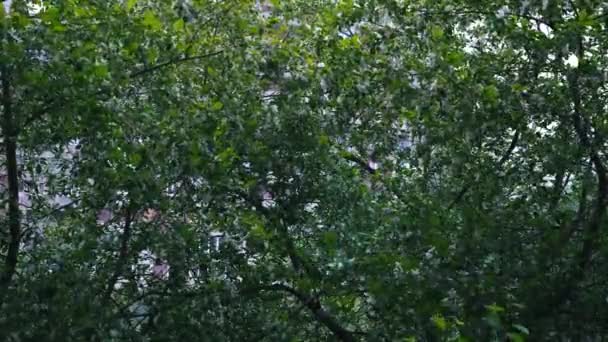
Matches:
[[568, 36, 608, 275], [342, 151, 377, 175], [560, 171, 589, 246], [259, 283, 357, 342], [416, 7, 555, 30], [103, 206, 135, 302], [128, 50, 224, 78], [19, 86, 111, 133], [227, 185, 322, 279], [20, 50, 224, 131], [448, 130, 519, 210], [528, 32, 608, 326], [230, 187, 354, 339]]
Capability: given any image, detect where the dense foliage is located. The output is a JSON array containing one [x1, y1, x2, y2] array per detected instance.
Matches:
[[1, 0, 608, 340]]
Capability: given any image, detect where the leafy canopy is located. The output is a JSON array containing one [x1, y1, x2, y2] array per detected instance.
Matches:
[[1, 0, 608, 341]]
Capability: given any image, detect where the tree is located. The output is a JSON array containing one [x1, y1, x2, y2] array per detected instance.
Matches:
[[1, 0, 608, 341]]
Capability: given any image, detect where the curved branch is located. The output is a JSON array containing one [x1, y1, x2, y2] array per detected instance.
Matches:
[[261, 284, 357, 342], [529, 32, 608, 324]]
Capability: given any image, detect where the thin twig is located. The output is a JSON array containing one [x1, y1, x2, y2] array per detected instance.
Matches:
[[129, 51, 224, 78]]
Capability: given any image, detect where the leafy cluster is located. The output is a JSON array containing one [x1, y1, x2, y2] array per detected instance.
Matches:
[[1, 0, 608, 341]]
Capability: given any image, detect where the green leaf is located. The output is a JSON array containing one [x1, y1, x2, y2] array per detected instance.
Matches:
[[42, 7, 60, 22], [318, 134, 330, 145], [211, 100, 224, 111], [511, 83, 527, 92], [430, 25, 444, 39], [483, 85, 499, 104], [126, 0, 137, 11], [339, 35, 361, 50], [172, 18, 185, 32], [251, 224, 269, 240], [207, 66, 218, 77], [445, 50, 465, 66], [143, 10, 162, 30], [431, 314, 447, 331], [400, 108, 417, 121], [129, 152, 142, 166], [52, 23, 67, 32], [512, 324, 529, 335], [93, 64, 109, 78], [577, 10, 595, 27], [485, 303, 505, 313], [217, 147, 237, 166]]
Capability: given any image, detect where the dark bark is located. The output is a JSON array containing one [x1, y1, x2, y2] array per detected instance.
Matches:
[[526, 32, 608, 330], [567, 31, 608, 275], [233, 188, 356, 340], [0, 66, 21, 293], [263, 284, 357, 342], [103, 206, 134, 302]]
